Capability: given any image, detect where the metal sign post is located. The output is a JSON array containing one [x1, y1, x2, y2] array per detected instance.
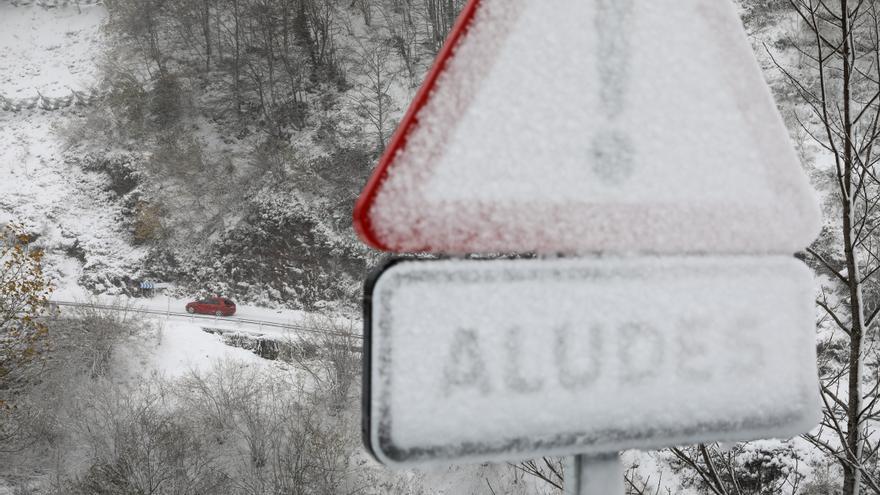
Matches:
[[565, 454, 623, 495]]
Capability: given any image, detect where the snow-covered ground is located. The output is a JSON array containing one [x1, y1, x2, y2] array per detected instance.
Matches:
[[0, 2, 147, 293], [0, 109, 147, 289], [0, 2, 105, 99], [119, 316, 269, 380]]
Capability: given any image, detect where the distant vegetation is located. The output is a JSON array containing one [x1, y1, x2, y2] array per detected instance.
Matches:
[[65, 0, 468, 310], [0, 305, 537, 494]]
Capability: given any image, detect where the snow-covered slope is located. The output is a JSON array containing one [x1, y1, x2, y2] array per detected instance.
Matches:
[[121, 317, 269, 380], [0, 2, 104, 100], [0, 2, 146, 293], [0, 111, 147, 290]]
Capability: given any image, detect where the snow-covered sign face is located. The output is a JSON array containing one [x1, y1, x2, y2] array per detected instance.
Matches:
[[355, 0, 822, 254], [364, 258, 819, 467]]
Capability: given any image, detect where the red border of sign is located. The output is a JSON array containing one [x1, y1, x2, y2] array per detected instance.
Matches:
[[352, 0, 483, 252]]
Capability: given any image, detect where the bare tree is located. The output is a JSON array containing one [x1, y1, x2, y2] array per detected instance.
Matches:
[[283, 315, 361, 411], [512, 457, 563, 492], [174, 361, 352, 494], [763, 1, 880, 494], [105, 0, 168, 75], [304, 0, 340, 70], [624, 460, 670, 495], [216, 0, 244, 113], [421, 0, 464, 53], [381, 1, 420, 86], [350, 40, 399, 152], [353, 0, 372, 26], [668, 443, 805, 495]]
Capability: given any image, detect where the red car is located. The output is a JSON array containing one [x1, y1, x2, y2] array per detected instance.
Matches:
[[185, 297, 236, 317]]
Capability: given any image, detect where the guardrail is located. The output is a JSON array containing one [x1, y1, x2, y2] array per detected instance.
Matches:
[[49, 300, 363, 340], [9, 0, 104, 8], [1, 89, 101, 113]]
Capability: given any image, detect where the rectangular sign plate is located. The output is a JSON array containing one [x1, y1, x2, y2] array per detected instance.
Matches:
[[363, 257, 819, 467]]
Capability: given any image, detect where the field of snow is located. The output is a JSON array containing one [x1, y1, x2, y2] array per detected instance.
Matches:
[[0, 2, 105, 99], [118, 316, 269, 380]]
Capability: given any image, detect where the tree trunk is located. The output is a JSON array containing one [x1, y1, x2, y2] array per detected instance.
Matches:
[[202, 0, 211, 71], [843, 180, 865, 495], [841, 2, 864, 494]]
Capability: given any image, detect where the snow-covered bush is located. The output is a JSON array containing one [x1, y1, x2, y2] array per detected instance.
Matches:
[[283, 315, 361, 412], [0, 302, 151, 467], [63, 378, 232, 495], [130, 201, 165, 244], [75, 151, 144, 198], [669, 442, 809, 494], [738, 0, 791, 29], [177, 193, 368, 309]]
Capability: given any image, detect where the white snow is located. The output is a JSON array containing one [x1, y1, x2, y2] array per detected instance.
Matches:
[[366, 0, 821, 254], [121, 317, 268, 380], [367, 256, 820, 466], [0, 110, 146, 291], [0, 3, 146, 294], [0, 2, 105, 99]]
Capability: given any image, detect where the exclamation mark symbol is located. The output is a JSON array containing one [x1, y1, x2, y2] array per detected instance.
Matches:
[[592, 0, 635, 185]]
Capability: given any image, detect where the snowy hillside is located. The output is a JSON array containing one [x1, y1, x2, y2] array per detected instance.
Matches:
[[0, 1, 104, 100], [0, 4, 551, 492], [0, 2, 146, 295]]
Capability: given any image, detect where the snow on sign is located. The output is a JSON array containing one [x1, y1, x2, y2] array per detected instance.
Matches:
[[356, 0, 823, 479], [353, 0, 821, 254], [364, 257, 819, 467]]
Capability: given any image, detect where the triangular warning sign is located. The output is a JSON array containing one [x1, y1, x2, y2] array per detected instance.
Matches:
[[354, 0, 822, 254]]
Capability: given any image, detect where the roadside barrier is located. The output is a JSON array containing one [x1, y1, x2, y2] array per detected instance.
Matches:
[[49, 300, 363, 340], [0, 89, 101, 113], [9, 0, 103, 8]]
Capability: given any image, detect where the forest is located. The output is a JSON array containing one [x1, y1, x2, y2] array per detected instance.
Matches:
[[3, 0, 880, 493], [65, 0, 471, 310]]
